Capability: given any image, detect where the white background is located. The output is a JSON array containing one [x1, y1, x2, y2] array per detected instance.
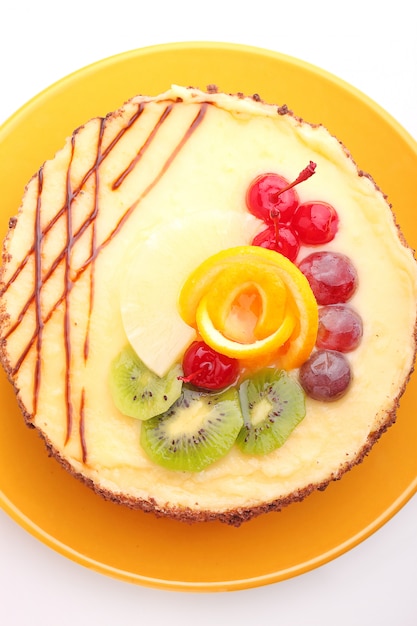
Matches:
[[1, 1, 416, 624]]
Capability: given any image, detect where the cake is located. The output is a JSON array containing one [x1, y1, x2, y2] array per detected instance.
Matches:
[[1, 85, 416, 526]]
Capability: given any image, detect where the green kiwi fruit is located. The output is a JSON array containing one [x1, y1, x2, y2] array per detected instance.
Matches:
[[109, 345, 183, 420], [236, 368, 306, 455], [140, 387, 243, 472]]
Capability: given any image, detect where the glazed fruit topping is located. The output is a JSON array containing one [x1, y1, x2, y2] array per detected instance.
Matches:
[[110, 349, 311, 470], [178, 245, 318, 370], [247, 162, 341, 262], [296, 251, 361, 399], [299, 349, 352, 401], [252, 223, 300, 262], [246, 172, 300, 225], [113, 160, 365, 477], [316, 304, 363, 352], [236, 368, 306, 455], [297, 251, 358, 305], [179, 341, 239, 391], [140, 386, 243, 472], [292, 201, 339, 245]]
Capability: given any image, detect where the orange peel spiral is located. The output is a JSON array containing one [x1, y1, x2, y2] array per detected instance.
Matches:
[[178, 246, 318, 369]]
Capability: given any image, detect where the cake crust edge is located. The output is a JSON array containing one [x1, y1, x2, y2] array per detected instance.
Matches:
[[10, 347, 414, 527]]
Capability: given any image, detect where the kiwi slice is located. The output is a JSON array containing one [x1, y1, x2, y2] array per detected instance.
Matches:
[[109, 345, 183, 420], [236, 368, 306, 455], [140, 387, 243, 472]]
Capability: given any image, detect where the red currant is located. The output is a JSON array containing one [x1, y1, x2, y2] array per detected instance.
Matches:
[[179, 341, 239, 391], [252, 223, 300, 262], [298, 251, 358, 305], [299, 349, 352, 401], [292, 201, 339, 245], [316, 305, 363, 352], [246, 173, 299, 224]]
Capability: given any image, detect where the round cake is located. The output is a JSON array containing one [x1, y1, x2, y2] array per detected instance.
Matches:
[[1, 85, 416, 526]]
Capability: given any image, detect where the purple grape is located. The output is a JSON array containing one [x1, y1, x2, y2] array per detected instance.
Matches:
[[316, 304, 363, 352], [299, 349, 352, 401]]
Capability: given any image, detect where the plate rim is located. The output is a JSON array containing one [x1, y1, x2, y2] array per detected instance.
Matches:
[[2, 480, 416, 591], [1, 40, 417, 592], [1, 41, 417, 151]]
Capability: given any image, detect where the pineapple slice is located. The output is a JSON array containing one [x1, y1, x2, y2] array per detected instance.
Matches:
[[120, 210, 261, 377]]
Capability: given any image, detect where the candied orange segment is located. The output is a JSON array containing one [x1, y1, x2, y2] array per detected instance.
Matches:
[[178, 246, 318, 368]]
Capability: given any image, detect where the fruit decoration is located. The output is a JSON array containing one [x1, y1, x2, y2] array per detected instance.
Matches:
[[252, 224, 300, 262], [179, 341, 240, 390], [110, 161, 365, 471], [246, 161, 341, 262], [292, 201, 339, 245], [298, 251, 358, 305], [140, 386, 243, 471], [236, 368, 306, 455], [299, 349, 352, 401], [178, 245, 318, 369], [316, 305, 363, 352]]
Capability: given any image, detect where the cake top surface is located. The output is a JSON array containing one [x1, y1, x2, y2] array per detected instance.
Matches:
[[0, 84, 416, 525]]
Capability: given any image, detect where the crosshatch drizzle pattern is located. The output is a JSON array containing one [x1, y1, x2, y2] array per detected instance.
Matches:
[[1, 100, 209, 463]]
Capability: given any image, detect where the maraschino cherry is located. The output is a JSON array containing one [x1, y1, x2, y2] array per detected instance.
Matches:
[[246, 172, 300, 224], [247, 162, 318, 260], [292, 201, 339, 245], [247, 162, 343, 262], [252, 223, 300, 262], [179, 341, 239, 391]]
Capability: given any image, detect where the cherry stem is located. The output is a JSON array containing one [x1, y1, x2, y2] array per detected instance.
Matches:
[[271, 161, 317, 203], [178, 363, 211, 384], [269, 161, 317, 245], [270, 208, 281, 243]]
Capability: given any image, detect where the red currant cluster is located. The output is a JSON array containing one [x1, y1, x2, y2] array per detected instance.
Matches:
[[246, 163, 339, 262]]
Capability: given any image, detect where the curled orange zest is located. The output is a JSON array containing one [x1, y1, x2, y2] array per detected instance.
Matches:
[[178, 246, 318, 369]]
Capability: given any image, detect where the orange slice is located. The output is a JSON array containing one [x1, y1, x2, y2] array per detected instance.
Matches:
[[197, 294, 296, 359], [178, 245, 319, 369], [205, 264, 288, 341]]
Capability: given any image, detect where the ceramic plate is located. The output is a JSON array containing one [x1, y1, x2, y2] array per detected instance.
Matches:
[[1, 42, 417, 592]]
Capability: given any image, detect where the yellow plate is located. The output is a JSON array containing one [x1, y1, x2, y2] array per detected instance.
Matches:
[[1, 42, 417, 592]]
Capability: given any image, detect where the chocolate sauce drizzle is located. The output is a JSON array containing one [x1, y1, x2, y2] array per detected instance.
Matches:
[[2, 99, 209, 463], [33, 169, 44, 416]]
